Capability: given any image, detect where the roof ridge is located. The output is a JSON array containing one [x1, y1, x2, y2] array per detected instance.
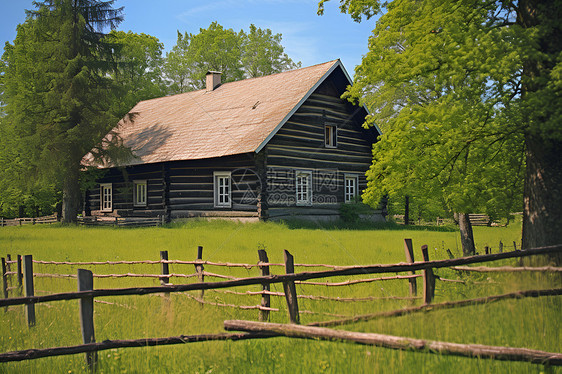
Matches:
[[215, 59, 339, 88], [134, 60, 340, 106]]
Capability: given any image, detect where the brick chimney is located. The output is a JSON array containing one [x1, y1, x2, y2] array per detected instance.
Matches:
[[206, 71, 222, 91]]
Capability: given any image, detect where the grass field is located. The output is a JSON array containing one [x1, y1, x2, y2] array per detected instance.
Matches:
[[0, 220, 560, 373]]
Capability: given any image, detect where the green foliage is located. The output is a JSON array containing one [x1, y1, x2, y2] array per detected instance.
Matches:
[[103, 30, 168, 112], [322, 0, 562, 251], [164, 22, 300, 93], [322, 0, 531, 222], [241, 24, 302, 78], [165, 22, 243, 92], [339, 199, 376, 223], [317, 0, 381, 22]]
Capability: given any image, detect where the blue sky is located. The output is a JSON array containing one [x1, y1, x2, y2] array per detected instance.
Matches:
[[1, 0, 378, 77]]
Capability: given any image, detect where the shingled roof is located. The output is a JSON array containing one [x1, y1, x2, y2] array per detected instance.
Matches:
[[86, 60, 361, 168]]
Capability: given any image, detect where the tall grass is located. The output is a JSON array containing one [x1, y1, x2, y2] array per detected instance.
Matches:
[[0, 220, 560, 373]]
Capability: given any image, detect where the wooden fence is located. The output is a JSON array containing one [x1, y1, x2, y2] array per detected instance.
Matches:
[[76, 216, 164, 227], [0, 214, 59, 227], [1, 243, 561, 369], [0, 214, 164, 228]]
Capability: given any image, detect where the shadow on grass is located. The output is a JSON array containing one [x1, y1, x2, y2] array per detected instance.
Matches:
[[282, 219, 458, 232]]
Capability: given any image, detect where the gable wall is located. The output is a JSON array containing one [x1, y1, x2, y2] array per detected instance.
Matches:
[[264, 80, 379, 221]]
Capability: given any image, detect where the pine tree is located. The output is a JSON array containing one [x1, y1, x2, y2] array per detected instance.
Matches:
[[2, 0, 124, 223]]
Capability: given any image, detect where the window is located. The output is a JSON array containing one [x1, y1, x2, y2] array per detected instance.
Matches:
[[214, 172, 232, 208], [345, 175, 358, 203], [325, 124, 337, 148], [134, 180, 147, 207], [100, 183, 113, 212], [296, 171, 312, 206]]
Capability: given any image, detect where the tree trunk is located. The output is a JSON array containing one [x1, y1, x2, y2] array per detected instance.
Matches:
[[62, 167, 81, 224], [518, 0, 562, 265], [522, 135, 562, 264], [458, 213, 475, 257], [404, 195, 410, 225]]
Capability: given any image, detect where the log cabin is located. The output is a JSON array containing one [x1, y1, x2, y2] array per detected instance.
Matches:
[[82, 60, 383, 222]]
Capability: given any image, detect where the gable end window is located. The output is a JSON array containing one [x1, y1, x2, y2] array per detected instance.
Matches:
[[134, 180, 147, 207], [344, 175, 359, 203], [325, 124, 337, 148], [296, 170, 312, 206], [214, 172, 232, 208], [100, 183, 113, 212]]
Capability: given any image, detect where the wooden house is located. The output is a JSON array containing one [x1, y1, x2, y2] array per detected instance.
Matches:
[[82, 60, 383, 222]]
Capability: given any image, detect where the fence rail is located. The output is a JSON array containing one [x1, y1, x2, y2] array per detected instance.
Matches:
[[0, 214, 59, 227], [76, 216, 163, 227], [223, 320, 562, 366]]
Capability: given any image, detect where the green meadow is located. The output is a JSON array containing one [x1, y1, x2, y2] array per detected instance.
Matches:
[[0, 220, 560, 373]]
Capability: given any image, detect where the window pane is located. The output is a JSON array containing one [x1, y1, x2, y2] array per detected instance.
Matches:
[[296, 173, 311, 204], [215, 174, 231, 207], [345, 177, 356, 202], [325, 125, 337, 147], [101, 185, 112, 211]]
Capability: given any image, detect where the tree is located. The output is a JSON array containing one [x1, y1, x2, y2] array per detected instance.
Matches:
[[162, 31, 193, 94], [103, 30, 168, 112], [241, 24, 301, 78], [320, 0, 561, 260], [1, 0, 124, 223], [164, 22, 243, 92], [164, 22, 300, 93]]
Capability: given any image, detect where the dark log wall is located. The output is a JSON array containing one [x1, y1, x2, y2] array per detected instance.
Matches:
[[265, 76, 377, 220], [86, 163, 166, 217], [86, 154, 260, 219], [167, 154, 259, 219]]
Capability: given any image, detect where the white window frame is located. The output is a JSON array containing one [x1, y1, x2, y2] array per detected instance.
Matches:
[[295, 170, 313, 206], [214, 171, 232, 208], [344, 174, 359, 203], [325, 123, 337, 148], [133, 180, 147, 207], [100, 183, 113, 212]]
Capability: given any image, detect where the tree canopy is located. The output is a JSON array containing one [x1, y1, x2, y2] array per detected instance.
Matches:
[[322, 0, 562, 258], [164, 22, 300, 93], [241, 24, 302, 78], [104, 30, 168, 113]]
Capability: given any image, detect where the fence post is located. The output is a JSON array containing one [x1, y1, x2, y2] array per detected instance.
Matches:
[[195, 246, 204, 299], [258, 249, 270, 322], [403, 239, 417, 298], [17, 255, 23, 295], [420, 245, 435, 305], [23, 255, 35, 327], [283, 250, 300, 324], [1, 258, 8, 309], [446, 249, 455, 259], [499, 241, 503, 253], [485, 246, 490, 255], [6, 255, 11, 297], [160, 251, 169, 285], [78, 269, 97, 371]]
